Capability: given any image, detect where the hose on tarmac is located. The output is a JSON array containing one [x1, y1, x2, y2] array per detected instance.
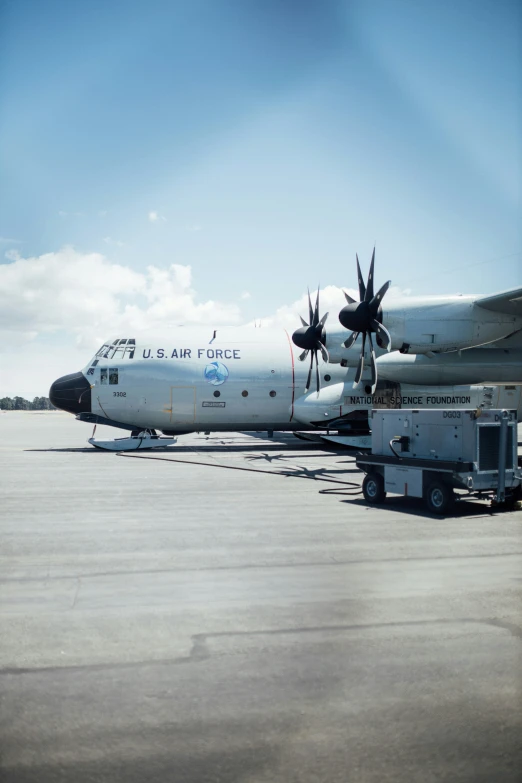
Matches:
[[116, 452, 363, 494]]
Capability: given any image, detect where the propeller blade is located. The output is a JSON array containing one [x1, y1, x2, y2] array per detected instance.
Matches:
[[318, 342, 329, 363], [305, 353, 313, 392], [313, 286, 320, 327], [307, 289, 314, 325], [315, 350, 320, 394], [294, 290, 328, 369], [365, 247, 375, 301], [369, 279, 391, 313], [368, 331, 377, 392], [343, 331, 359, 349], [354, 354, 364, 386], [370, 319, 391, 351], [354, 332, 366, 385], [356, 254, 366, 301], [343, 290, 356, 304]]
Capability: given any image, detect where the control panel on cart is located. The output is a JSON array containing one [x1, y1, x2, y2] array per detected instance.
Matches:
[[356, 409, 521, 514]]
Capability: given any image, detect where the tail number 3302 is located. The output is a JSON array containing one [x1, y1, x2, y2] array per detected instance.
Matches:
[[113, 391, 126, 397]]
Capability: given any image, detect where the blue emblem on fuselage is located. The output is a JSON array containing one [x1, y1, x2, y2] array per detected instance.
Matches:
[[204, 361, 229, 386]]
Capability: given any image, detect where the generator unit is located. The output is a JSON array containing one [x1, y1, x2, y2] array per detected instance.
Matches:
[[356, 409, 521, 514]]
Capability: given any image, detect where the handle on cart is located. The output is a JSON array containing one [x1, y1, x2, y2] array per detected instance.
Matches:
[[389, 435, 410, 459]]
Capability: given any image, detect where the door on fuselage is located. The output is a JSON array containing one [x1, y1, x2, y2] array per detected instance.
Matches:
[[168, 386, 196, 427], [93, 365, 127, 419]]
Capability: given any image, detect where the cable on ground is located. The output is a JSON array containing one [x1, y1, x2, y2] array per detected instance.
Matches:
[[116, 451, 363, 493]]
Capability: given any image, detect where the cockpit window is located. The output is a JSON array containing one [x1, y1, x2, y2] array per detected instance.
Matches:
[[116, 339, 135, 359], [94, 339, 135, 360], [109, 368, 119, 385], [100, 368, 108, 385]]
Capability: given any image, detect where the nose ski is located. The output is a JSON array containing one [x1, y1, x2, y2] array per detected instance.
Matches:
[[88, 426, 177, 451]]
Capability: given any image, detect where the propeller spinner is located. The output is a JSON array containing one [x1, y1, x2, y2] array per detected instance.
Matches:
[[338, 248, 392, 393], [292, 288, 329, 393]]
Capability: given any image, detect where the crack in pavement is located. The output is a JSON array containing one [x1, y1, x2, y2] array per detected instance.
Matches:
[[1, 616, 520, 675]]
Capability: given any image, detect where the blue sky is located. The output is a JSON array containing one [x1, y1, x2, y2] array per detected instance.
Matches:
[[0, 0, 521, 395]]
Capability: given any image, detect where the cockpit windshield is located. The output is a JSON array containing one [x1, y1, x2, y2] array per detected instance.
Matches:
[[94, 338, 136, 361], [84, 338, 136, 375]]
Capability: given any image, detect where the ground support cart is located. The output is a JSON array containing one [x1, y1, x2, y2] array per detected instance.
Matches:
[[356, 408, 522, 514]]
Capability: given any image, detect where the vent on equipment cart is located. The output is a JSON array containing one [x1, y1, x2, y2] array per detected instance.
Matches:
[[478, 426, 514, 471]]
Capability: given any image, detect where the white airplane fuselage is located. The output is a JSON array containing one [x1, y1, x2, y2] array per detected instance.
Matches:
[[81, 328, 346, 432]]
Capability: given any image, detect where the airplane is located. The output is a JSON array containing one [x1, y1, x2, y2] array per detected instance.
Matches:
[[49, 252, 522, 450]]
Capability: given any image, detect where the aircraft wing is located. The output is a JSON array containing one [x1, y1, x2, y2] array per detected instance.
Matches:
[[475, 286, 522, 316]]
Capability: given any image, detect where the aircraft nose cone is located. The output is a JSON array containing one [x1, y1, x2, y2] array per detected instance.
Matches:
[[49, 372, 92, 414]]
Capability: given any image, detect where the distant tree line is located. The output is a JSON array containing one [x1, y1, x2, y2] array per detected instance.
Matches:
[[0, 396, 56, 410]]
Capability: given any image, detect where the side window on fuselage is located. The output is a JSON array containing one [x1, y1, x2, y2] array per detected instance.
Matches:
[[100, 368, 108, 385], [109, 368, 119, 385]]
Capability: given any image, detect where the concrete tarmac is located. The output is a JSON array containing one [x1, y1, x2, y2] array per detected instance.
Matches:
[[1, 411, 521, 782]]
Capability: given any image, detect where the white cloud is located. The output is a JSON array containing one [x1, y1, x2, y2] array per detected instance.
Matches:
[[0, 247, 241, 339], [0, 236, 22, 244], [0, 247, 242, 396], [249, 285, 352, 329], [240, 291, 251, 300], [185, 223, 202, 232], [148, 211, 167, 223], [103, 236, 125, 247]]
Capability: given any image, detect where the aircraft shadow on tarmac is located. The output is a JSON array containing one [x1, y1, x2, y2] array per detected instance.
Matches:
[[22, 446, 363, 486], [244, 451, 358, 466], [24, 443, 352, 455], [266, 466, 360, 484]]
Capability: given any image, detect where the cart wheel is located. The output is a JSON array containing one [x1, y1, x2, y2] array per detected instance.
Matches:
[[425, 480, 454, 515], [502, 485, 522, 510], [362, 472, 386, 504]]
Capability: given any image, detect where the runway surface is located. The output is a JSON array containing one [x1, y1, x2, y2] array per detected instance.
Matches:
[[1, 411, 521, 782]]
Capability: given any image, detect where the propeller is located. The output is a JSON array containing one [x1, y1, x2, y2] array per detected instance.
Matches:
[[292, 287, 329, 393], [338, 248, 392, 393]]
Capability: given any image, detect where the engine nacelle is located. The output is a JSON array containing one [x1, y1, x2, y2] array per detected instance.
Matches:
[[381, 297, 522, 354], [293, 382, 346, 426], [293, 378, 522, 428], [293, 378, 399, 427], [322, 298, 522, 365], [377, 348, 522, 385]]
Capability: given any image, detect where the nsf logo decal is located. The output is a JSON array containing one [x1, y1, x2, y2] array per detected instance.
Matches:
[[204, 362, 229, 386]]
